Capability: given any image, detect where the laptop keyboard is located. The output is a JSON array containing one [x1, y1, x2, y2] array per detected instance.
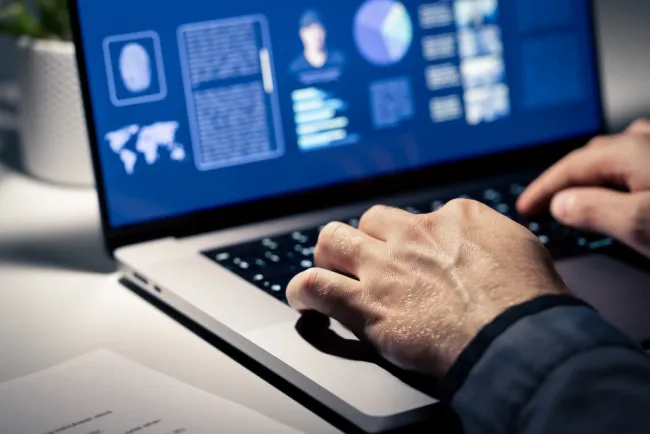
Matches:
[[202, 182, 614, 304]]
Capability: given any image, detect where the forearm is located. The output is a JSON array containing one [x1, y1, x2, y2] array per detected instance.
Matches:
[[440, 295, 650, 434]]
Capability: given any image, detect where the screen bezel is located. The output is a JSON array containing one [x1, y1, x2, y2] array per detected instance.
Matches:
[[69, 0, 606, 253]]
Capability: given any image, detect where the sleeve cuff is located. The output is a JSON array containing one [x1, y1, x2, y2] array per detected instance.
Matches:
[[439, 294, 643, 434], [439, 294, 593, 400]]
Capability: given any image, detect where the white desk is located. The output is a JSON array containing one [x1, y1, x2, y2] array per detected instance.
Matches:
[[0, 161, 338, 433]]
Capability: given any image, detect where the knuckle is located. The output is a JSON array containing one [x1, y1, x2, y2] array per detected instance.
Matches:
[[366, 204, 389, 216], [402, 222, 421, 240], [318, 221, 345, 246], [443, 198, 479, 216], [628, 119, 650, 133], [587, 136, 610, 149], [314, 221, 361, 266], [420, 208, 441, 228], [399, 215, 425, 239], [301, 268, 324, 294], [360, 205, 388, 226], [627, 133, 649, 153]]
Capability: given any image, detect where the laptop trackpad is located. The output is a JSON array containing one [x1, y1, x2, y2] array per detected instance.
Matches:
[[244, 255, 649, 423], [557, 254, 650, 343], [244, 317, 436, 419]]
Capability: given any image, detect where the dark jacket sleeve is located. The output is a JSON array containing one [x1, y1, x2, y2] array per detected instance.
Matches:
[[439, 295, 650, 434]]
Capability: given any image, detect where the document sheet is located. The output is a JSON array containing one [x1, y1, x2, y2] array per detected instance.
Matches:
[[0, 350, 302, 434]]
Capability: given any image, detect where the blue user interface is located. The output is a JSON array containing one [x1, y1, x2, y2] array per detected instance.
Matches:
[[76, 0, 602, 228]]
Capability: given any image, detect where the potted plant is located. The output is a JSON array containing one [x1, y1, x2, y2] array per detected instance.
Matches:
[[0, 0, 93, 186]]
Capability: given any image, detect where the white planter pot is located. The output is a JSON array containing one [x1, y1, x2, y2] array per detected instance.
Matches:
[[17, 38, 94, 187]]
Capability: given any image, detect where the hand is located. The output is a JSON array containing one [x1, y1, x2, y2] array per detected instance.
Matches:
[[517, 119, 650, 259], [286, 201, 567, 377]]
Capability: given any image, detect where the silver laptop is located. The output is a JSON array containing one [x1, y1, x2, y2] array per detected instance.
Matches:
[[69, 0, 650, 431]]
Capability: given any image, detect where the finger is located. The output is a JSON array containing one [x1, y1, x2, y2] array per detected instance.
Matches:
[[358, 205, 414, 241], [626, 119, 650, 135], [517, 139, 632, 215], [286, 268, 365, 335], [315, 221, 382, 278], [550, 188, 650, 249]]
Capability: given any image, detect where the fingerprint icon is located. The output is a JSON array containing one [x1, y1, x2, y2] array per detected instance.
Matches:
[[104, 31, 168, 106], [119, 43, 152, 93]]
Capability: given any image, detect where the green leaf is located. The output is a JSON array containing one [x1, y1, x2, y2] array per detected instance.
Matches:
[[56, 0, 71, 40], [0, 0, 71, 40], [0, 2, 44, 38], [37, 0, 71, 40], [37, 0, 59, 38]]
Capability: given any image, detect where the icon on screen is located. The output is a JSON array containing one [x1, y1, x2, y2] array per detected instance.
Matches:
[[119, 43, 152, 93], [464, 84, 510, 125], [458, 26, 502, 58], [460, 55, 505, 89], [104, 121, 186, 175], [103, 31, 167, 107], [370, 76, 415, 129], [354, 0, 413, 67], [454, 0, 498, 29], [290, 9, 345, 73]]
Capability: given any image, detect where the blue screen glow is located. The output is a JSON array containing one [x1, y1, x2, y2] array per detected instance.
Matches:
[[75, 0, 602, 227]]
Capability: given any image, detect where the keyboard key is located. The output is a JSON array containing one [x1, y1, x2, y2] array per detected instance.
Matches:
[[299, 246, 315, 257], [483, 189, 502, 203], [291, 231, 309, 244], [347, 218, 360, 228], [261, 238, 279, 250], [528, 221, 541, 233], [252, 273, 264, 282], [404, 206, 424, 215], [509, 183, 526, 197], [494, 203, 511, 217], [202, 180, 617, 305], [587, 238, 614, 250], [264, 251, 282, 263], [215, 252, 230, 262], [431, 200, 446, 211], [574, 231, 614, 251]]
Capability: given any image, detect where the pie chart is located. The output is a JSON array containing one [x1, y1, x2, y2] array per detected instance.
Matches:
[[354, 0, 414, 66]]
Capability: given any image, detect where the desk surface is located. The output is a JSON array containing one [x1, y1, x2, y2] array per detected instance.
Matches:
[[0, 162, 338, 433]]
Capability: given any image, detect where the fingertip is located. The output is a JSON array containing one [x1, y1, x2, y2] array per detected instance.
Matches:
[[515, 193, 532, 215], [516, 187, 541, 216], [517, 174, 564, 216], [286, 269, 312, 311], [287, 267, 360, 312], [550, 191, 575, 223]]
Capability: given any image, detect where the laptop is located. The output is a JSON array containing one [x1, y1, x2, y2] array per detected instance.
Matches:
[[69, 0, 650, 431]]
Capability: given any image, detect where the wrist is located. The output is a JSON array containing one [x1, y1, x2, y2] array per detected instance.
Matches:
[[440, 294, 594, 399], [438, 295, 643, 434]]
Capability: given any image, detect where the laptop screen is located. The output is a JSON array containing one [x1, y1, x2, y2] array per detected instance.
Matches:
[[75, 0, 602, 228]]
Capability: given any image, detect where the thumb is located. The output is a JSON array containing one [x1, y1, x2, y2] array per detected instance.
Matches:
[[550, 188, 650, 245]]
